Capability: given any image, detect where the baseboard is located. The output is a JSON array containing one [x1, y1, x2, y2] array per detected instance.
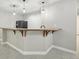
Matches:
[[23, 51, 46, 55], [22, 46, 53, 55], [53, 45, 76, 54], [46, 45, 54, 54], [4, 42, 54, 55], [6, 42, 25, 55], [1, 42, 76, 55]]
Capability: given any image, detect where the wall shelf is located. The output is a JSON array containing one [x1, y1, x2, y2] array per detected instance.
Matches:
[[0, 27, 61, 37]]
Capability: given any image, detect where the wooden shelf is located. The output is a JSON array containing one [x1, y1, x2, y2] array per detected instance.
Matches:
[[0, 27, 61, 37]]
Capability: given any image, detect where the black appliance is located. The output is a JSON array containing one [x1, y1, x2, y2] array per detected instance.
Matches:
[[16, 20, 28, 28]]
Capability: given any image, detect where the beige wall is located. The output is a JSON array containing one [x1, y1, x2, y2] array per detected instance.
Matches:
[[77, 16, 79, 34], [77, 16, 79, 57]]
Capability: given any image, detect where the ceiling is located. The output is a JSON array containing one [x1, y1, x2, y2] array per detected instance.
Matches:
[[0, 0, 61, 15]]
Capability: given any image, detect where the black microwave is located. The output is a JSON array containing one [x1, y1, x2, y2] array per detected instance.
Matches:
[[16, 20, 28, 28]]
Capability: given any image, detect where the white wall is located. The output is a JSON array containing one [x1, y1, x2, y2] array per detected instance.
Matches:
[[0, 0, 76, 51], [0, 10, 53, 51], [46, 0, 76, 51], [0, 11, 26, 28], [0, 12, 17, 41], [7, 13, 53, 51], [27, 14, 42, 29], [7, 31, 53, 51]]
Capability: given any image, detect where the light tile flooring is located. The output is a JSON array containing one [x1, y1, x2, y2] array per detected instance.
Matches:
[[0, 42, 79, 59]]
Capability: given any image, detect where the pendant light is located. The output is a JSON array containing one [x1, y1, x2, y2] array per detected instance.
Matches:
[[40, 0, 48, 28], [12, 4, 16, 16], [22, 0, 26, 13]]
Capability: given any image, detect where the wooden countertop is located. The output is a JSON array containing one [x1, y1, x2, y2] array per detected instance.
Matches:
[[0, 27, 61, 37], [0, 27, 61, 31]]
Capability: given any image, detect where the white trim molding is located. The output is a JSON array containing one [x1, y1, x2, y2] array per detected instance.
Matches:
[[53, 45, 76, 54], [1, 42, 76, 55], [3, 42, 54, 55], [23, 45, 54, 55]]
